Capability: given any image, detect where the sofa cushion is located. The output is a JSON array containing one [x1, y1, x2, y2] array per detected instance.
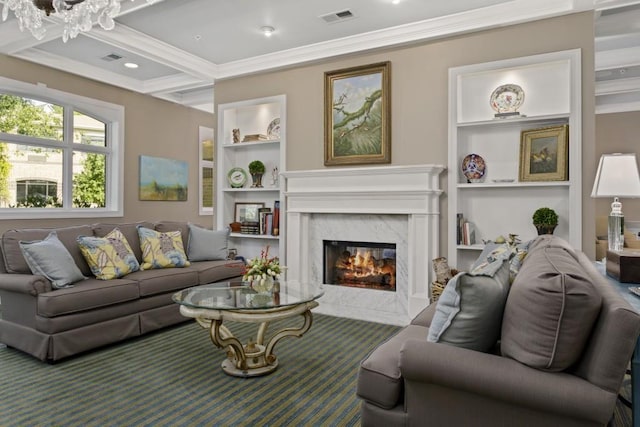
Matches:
[[2, 225, 93, 276], [37, 278, 139, 317], [358, 325, 426, 409], [92, 222, 154, 263], [126, 267, 198, 297], [190, 259, 246, 284], [187, 224, 229, 262], [19, 231, 87, 289], [138, 226, 190, 270], [501, 244, 603, 372], [427, 260, 510, 352], [77, 228, 140, 280]]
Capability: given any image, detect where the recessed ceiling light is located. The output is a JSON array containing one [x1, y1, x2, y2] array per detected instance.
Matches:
[[261, 26, 275, 37], [392, 0, 400, 4], [124, 62, 139, 69]]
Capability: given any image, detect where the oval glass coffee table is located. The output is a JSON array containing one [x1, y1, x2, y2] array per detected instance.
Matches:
[[173, 280, 324, 377]]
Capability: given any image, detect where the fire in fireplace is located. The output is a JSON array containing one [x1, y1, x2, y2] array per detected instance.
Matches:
[[323, 240, 396, 291]]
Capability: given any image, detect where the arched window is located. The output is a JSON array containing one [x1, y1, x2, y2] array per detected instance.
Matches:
[[0, 77, 124, 218]]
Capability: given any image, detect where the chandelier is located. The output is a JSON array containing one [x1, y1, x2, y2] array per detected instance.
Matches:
[[1, 0, 154, 42]]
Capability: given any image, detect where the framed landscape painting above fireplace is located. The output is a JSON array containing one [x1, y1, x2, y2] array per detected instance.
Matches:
[[324, 61, 391, 166]]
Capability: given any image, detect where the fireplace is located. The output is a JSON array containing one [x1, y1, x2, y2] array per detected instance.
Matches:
[[323, 240, 396, 290], [283, 164, 444, 325]]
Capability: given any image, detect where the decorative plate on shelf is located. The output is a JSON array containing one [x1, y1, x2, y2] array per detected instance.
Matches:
[[490, 84, 525, 116], [267, 118, 281, 139], [461, 154, 486, 183], [227, 167, 248, 188]]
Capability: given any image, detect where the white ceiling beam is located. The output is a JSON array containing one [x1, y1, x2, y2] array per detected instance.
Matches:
[[83, 24, 218, 81], [142, 74, 211, 95], [14, 48, 147, 92]]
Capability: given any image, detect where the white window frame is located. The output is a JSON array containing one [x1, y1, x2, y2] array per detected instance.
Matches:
[[0, 77, 124, 219]]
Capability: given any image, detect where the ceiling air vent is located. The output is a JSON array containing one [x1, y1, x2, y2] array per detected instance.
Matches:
[[320, 9, 356, 24], [101, 53, 123, 62]]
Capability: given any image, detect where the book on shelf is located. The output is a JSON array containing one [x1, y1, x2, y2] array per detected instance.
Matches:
[[456, 213, 464, 245], [462, 221, 477, 246], [242, 134, 269, 142], [272, 200, 280, 236]]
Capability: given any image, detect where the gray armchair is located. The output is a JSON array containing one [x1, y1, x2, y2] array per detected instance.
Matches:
[[357, 245, 640, 426]]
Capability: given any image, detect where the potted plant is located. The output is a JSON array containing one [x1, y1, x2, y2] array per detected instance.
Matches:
[[532, 207, 558, 235], [248, 160, 265, 188]]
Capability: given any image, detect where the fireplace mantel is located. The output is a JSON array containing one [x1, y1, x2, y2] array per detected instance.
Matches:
[[282, 165, 445, 324]]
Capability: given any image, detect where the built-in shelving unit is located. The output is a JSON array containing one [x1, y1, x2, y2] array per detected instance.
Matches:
[[448, 49, 582, 271], [216, 95, 286, 262]]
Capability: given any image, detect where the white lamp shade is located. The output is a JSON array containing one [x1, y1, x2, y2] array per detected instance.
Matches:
[[591, 153, 640, 198]]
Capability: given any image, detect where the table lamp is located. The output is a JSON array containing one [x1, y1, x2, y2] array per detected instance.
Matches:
[[591, 153, 640, 251]]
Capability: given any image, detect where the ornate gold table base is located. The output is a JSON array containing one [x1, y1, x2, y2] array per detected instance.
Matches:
[[179, 300, 319, 377]]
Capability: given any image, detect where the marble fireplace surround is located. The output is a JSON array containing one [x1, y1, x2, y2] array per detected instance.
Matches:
[[282, 165, 445, 326]]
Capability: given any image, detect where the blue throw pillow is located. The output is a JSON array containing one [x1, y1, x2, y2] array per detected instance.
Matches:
[[19, 231, 86, 289]]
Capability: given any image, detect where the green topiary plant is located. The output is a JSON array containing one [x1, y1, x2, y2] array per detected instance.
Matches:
[[532, 207, 558, 235], [248, 160, 265, 175]]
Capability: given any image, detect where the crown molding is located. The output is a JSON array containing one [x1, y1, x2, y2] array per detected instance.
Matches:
[[216, 0, 591, 79]]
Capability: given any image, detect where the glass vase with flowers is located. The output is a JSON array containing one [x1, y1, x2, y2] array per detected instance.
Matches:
[[243, 246, 283, 292]]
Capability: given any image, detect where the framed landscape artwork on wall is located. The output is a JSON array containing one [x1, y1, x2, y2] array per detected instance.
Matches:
[[139, 155, 188, 201], [324, 61, 391, 166], [519, 124, 569, 182]]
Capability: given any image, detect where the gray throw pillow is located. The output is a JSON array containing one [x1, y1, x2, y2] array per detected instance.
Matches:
[[427, 260, 510, 352], [187, 224, 229, 261], [19, 231, 86, 289], [501, 245, 602, 372]]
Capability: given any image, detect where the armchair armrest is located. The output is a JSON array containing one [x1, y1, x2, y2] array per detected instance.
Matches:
[[0, 273, 52, 296], [400, 339, 614, 424]]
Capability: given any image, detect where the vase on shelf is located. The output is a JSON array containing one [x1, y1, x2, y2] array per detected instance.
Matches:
[[535, 225, 557, 235], [251, 173, 263, 188]]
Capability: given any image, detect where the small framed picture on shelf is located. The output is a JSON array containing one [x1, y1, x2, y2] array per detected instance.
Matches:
[[234, 202, 264, 223], [519, 124, 568, 182]]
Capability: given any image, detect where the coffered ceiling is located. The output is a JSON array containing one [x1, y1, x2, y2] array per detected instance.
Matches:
[[0, 0, 638, 114]]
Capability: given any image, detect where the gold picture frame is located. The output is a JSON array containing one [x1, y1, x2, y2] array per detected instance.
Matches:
[[519, 124, 569, 182], [324, 61, 391, 166]]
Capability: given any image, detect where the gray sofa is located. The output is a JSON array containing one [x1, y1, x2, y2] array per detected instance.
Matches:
[[357, 235, 640, 426], [0, 221, 245, 361]]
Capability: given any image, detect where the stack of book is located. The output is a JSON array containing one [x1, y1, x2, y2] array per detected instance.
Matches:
[[240, 221, 260, 234], [242, 134, 269, 142], [258, 207, 272, 235]]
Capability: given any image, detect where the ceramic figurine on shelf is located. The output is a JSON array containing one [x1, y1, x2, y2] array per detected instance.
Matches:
[[271, 167, 279, 187], [232, 128, 240, 143]]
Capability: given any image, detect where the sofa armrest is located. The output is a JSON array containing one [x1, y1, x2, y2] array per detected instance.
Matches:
[[400, 339, 615, 423], [0, 273, 52, 296]]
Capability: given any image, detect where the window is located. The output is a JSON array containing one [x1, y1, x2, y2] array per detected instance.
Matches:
[[16, 179, 59, 206], [199, 126, 214, 215], [0, 77, 124, 218]]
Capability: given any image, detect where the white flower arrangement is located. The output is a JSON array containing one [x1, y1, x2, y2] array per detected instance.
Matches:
[[242, 246, 283, 285]]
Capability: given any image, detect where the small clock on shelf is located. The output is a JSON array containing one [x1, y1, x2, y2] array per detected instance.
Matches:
[[227, 167, 248, 188]]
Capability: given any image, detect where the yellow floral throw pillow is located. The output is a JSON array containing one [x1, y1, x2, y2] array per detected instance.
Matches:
[[138, 226, 190, 270], [77, 228, 140, 280]]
